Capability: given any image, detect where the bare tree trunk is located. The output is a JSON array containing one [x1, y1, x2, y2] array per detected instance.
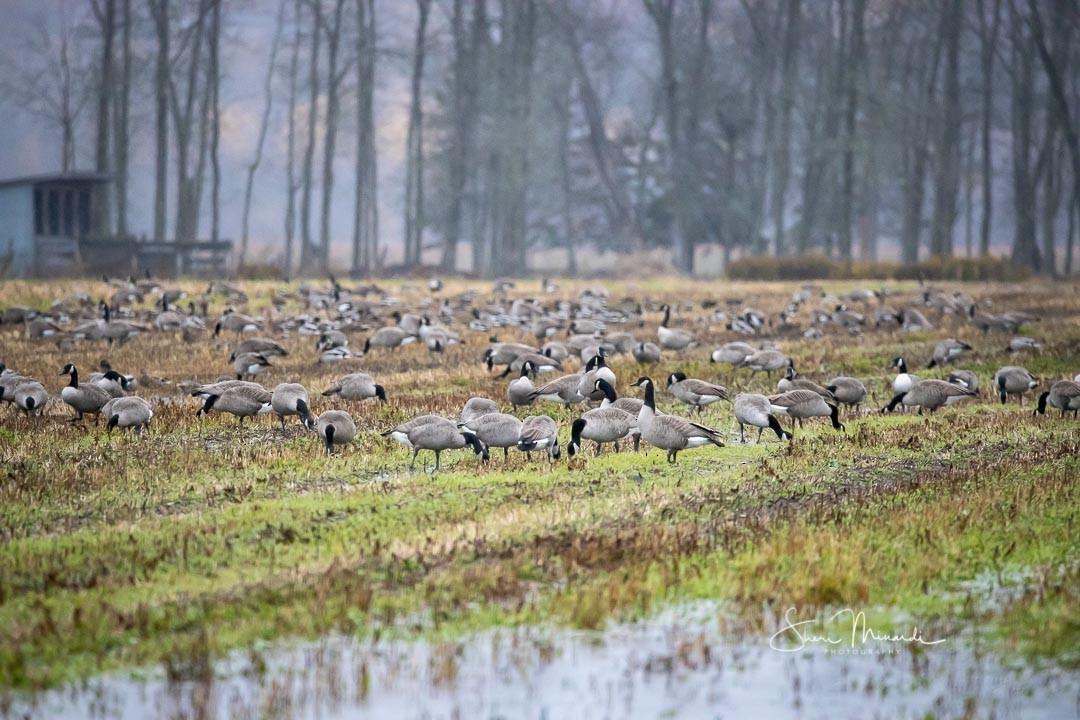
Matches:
[[838, 0, 864, 261], [92, 0, 115, 233], [284, 0, 302, 278], [114, 0, 131, 237], [404, 0, 432, 269], [299, 0, 322, 273], [352, 0, 378, 275], [242, 0, 287, 267], [900, 26, 942, 265], [770, 0, 800, 256], [976, 0, 1002, 256], [1010, 11, 1040, 270], [150, 0, 169, 242], [209, 0, 221, 246], [170, 0, 209, 244], [319, 0, 347, 274], [929, 0, 961, 257]]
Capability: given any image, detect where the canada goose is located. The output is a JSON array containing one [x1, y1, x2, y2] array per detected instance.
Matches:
[[316, 410, 356, 455], [926, 339, 972, 368], [710, 341, 756, 366], [321, 373, 387, 402], [26, 317, 62, 339], [271, 383, 316, 430], [593, 379, 642, 450], [900, 308, 933, 331], [578, 351, 617, 403], [733, 393, 793, 444], [508, 361, 537, 408], [0, 372, 31, 405], [460, 412, 524, 462], [458, 397, 497, 424], [769, 389, 845, 431], [883, 379, 976, 414], [890, 357, 919, 395], [91, 360, 138, 392], [364, 326, 416, 354], [13, 380, 48, 415], [89, 370, 130, 399], [382, 414, 442, 446], [228, 338, 288, 361], [567, 404, 638, 457], [605, 332, 638, 355], [540, 341, 569, 362], [947, 369, 979, 393], [776, 365, 834, 400], [568, 319, 604, 336], [740, 349, 790, 377], [825, 376, 867, 412], [517, 415, 561, 461], [319, 347, 354, 363], [496, 352, 562, 378], [1033, 381, 1080, 417], [59, 363, 111, 422], [195, 381, 273, 423], [528, 374, 586, 405], [1006, 337, 1040, 353], [632, 342, 662, 364], [104, 396, 153, 434], [667, 372, 728, 414], [214, 310, 262, 337], [632, 377, 723, 463], [657, 305, 695, 351], [233, 352, 272, 380], [316, 330, 349, 352], [994, 366, 1037, 405], [396, 416, 488, 470], [483, 342, 540, 370]]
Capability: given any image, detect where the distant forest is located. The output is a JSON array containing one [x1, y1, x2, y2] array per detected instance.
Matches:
[[2, 0, 1078, 277]]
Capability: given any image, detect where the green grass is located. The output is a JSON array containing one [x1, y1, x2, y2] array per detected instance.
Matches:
[[0, 278, 1078, 691]]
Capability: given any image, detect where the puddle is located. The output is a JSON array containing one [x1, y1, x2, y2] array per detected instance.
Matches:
[[12, 602, 1078, 719]]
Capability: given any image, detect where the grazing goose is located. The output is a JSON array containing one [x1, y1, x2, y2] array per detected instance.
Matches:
[[632, 377, 724, 463], [271, 383, 316, 430], [826, 376, 867, 413], [741, 349, 790, 377], [460, 412, 524, 462], [318, 346, 354, 363], [710, 341, 756, 366], [1033, 381, 1080, 417], [593, 379, 642, 450], [496, 351, 562, 378], [517, 415, 561, 461], [195, 382, 273, 423], [91, 360, 138, 392], [13, 380, 48, 416], [214, 310, 262, 337], [667, 372, 729, 414], [632, 342, 662, 364], [104, 396, 153, 434], [890, 357, 919, 395], [776, 365, 834, 400], [462, 397, 500, 423], [233, 352, 272, 380], [316, 330, 349, 352], [947, 370, 979, 394], [321, 373, 387, 403], [383, 414, 443, 447], [59, 363, 111, 422], [577, 351, 617, 403], [507, 361, 537, 408], [605, 332, 638, 355], [231, 338, 288, 360], [900, 308, 933, 331], [1006, 337, 1040, 353], [396, 416, 488, 470], [528, 374, 586, 405], [733, 393, 793, 444], [883, 379, 976, 414], [927, 339, 973, 368], [363, 326, 416, 354], [0, 373, 31, 405], [316, 410, 357, 455], [567, 404, 638, 457], [540, 341, 570, 362], [89, 370, 131, 399], [483, 342, 540, 370], [994, 366, 1038, 405], [769, 389, 845, 431], [657, 305, 695, 351]]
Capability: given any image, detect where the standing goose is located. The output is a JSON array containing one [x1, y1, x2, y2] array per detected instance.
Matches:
[[271, 383, 316, 430], [890, 356, 919, 395], [776, 365, 834, 400], [462, 397, 500, 423], [593, 379, 642, 450], [507, 361, 537, 408], [104, 396, 153, 434], [769, 389, 845, 431], [567, 403, 638, 458], [710, 341, 756, 366], [233, 352, 272, 380], [517, 415, 561, 462], [632, 342, 662, 364], [382, 414, 444, 449], [740, 349, 790, 377], [883, 379, 976, 414], [657, 305, 695, 351], [59, 364, 111, 422], [528, 374, 586, 406], [318, 347, 354, 363], [632, 377, 724, 463], [947, 369, 979, 394], [577, 350, 617, 403], [733, 393, 793, 444], [994, 366, 1038, 405], [195, 382, 273, 423], [667, 372, 729, 414], [496, 352, 562, 378], [13, 380, 48, 416], [826, 376, 867, 413], [460, 412, 524, 463], [316, 410, 357, 455], [1006, 337, 1040, 353], [90, 370, 131, 399], [1033, 381, 1080, 417], [0, 373, 31, 406], [927, 338, 972, 368], [231, 338, 288, 360], [398, 417, 488, 470], [363, 326, 416, 354], [321, 373, 387, 402]]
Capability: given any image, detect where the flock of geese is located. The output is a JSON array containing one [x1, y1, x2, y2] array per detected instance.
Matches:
[[1, 276, 1078, 469]]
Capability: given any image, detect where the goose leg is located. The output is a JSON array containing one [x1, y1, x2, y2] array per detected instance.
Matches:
[[410, 448, 420, 468], [434, 450, 442, 471], [503, 447, 509, 465], [756, 427, 764, 444]]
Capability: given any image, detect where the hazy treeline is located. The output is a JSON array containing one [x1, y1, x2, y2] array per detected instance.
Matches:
[[3, 0, 1079, 277]]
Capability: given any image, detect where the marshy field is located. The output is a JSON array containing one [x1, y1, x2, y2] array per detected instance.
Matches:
[[0, 276, 1078, 719]]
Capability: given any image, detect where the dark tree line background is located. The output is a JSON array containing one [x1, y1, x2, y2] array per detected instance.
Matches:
[[2, 0, 1078, 277]]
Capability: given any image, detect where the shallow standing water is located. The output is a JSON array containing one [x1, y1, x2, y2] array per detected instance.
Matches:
[[14, 603, 1080, 719]]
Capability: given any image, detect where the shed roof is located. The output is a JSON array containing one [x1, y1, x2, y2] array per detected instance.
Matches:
[[0, 172, 112, 189]]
